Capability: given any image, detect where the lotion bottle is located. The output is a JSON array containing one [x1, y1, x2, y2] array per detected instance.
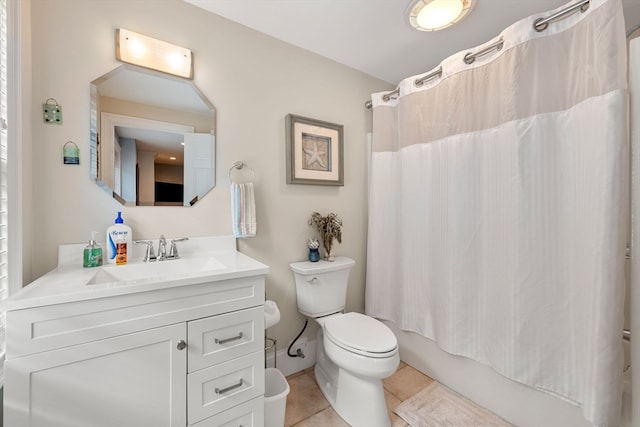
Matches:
[[106, 211, 132, 264]]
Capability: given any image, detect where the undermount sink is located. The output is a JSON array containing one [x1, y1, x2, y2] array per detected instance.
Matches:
[[86, 256, 226, 285]]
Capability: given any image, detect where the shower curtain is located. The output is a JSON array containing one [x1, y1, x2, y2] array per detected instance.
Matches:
[[365, 0, 628, 425]]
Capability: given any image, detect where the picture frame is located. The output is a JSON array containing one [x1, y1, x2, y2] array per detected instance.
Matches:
[[286, 114, 344, 186]]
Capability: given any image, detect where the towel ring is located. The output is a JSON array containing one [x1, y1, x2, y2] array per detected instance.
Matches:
[[228, 161, 256, 183]]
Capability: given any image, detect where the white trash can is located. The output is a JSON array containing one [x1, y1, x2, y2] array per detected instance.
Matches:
[[264, 368, 290, 427]]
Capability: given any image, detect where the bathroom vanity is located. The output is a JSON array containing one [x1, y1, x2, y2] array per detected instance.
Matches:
[[2, 236, 268, 427]]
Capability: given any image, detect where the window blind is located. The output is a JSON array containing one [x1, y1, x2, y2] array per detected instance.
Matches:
[[0, 0, 9, 386]]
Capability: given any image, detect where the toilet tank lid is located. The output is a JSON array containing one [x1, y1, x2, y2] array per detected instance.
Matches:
[[290, 256, 355, 274]]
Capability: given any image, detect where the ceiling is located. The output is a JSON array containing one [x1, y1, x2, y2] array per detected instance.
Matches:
[[115, 126, 185, 165], [183, 0, 640, 84]]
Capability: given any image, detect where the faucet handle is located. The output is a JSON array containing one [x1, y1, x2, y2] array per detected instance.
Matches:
[[134, 240, 157, 262], [169, 237, 189, 259]]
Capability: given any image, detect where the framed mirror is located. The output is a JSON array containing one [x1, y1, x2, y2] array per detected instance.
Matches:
[[90, 64, 216, 206]]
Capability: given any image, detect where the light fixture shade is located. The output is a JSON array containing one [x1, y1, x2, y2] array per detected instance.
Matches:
[[409, 0, 473, 32], [116, 29, 193, 79]]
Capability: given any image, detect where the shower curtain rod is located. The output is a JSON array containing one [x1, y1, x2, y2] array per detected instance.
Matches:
[[463, 39, 504, 64], [415, 66, 443, 87], [364, 0, 591, 109], [533, 0, 589, 32], [363, 66, 443, 109]]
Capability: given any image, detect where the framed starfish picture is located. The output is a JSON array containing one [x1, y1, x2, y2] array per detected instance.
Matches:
[[286, 114, 344, 186]]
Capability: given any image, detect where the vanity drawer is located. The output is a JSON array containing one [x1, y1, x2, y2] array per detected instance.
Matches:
[[187, 350, 264, 425], [189, 396, 264, 427], [188, 306, 264, 372]]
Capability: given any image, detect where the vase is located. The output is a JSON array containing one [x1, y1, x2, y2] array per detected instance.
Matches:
[[308, 247, 320, 262], [325, 247, 335, 262]]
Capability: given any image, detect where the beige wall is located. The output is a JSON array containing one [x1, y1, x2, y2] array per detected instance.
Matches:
[[27, 0, 392, 350]]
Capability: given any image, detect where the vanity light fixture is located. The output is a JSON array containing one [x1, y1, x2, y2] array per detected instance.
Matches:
[[409, 0, 473, 31], [116, 28, 193, 79]]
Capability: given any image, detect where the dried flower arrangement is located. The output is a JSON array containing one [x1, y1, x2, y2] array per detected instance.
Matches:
[[308, 212, 342, 261]]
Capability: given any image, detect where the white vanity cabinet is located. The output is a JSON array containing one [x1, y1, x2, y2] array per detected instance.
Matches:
[[5, 323, 188, 427], [4, 273, 267, 427]]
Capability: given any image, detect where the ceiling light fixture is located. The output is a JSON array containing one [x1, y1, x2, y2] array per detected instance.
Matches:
[[116, 28, 193, 79], [409, 0, 473, 32]]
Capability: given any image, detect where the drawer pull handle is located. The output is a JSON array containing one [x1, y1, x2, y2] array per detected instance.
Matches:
[[215, 332, 243, 345], [177, 340, 187, 351], [215, 379, 243, 395]]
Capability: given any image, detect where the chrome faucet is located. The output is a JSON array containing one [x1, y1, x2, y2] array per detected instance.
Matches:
[[157, 235, 168, 261], [168, 237, 189, 259], [138, 235, 187, 262]]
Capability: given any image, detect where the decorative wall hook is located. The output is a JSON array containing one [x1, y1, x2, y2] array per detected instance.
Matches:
[[63, 141, 79, 165], [43, 98, 63, 124]]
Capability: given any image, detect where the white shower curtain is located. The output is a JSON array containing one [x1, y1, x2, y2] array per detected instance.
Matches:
[[365, 1, 628, 426]]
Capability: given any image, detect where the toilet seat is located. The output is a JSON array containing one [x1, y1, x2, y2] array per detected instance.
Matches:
[[323, 312, 397, 358]]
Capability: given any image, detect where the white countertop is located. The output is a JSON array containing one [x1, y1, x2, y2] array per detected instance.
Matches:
[[4, 235, 269, 311]]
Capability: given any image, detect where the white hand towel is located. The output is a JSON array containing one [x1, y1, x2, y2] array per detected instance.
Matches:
[[231, 182, 256, 238]]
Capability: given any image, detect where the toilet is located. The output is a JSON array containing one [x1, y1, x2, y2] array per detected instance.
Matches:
[[290, 257, 399, 427]]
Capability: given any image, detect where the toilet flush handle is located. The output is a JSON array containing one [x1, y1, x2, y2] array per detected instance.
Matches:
[[308, 277, 319, 284]]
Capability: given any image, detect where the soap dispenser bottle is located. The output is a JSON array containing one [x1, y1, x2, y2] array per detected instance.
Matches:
[[83, 232, 103, 268], [106, 211, 133, 264]]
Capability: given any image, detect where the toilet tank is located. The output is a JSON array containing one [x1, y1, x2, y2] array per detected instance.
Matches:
[[290, 257, 355, 318]]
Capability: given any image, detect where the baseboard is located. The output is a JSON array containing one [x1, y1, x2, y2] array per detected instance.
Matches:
[[265, 339, 316, 377]]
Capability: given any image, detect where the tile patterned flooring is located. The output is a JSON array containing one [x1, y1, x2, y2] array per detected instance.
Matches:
[[284, 361, 434, 427]]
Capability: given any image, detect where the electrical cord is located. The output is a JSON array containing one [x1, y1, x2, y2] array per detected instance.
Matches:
[[287, 319, 308, 358]]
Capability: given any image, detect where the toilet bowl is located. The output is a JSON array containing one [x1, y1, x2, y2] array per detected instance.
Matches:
[[315, 312, 399, 427], [322, 312, 398, 377], [290, 257, 400, 427]]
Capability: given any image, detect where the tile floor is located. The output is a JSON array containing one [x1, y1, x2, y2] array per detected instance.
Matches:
[[284, 361, 434, 427]]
